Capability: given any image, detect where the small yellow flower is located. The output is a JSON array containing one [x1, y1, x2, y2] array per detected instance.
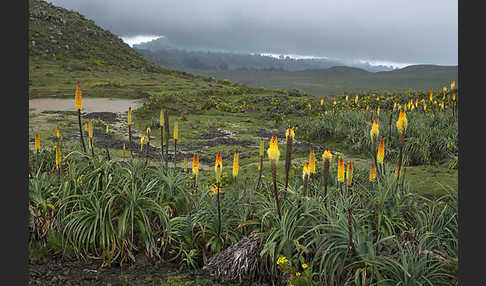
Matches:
[[302, 263, 308, 269], [295, 272, 301, 277]]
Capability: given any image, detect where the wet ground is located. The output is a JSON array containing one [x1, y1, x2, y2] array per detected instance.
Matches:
[[28, 254, 256, 285]]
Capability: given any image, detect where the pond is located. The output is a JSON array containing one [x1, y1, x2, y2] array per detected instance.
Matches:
[[29, 97, 144, 114]]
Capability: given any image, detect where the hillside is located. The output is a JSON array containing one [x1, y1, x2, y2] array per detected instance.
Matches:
[[28, 0, 279, 100], [179, 65, 458, 96]]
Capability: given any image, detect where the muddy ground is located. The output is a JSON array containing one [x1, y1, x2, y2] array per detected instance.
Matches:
[[28, 254, 263, 285]]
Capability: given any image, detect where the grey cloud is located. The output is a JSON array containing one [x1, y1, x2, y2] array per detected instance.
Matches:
[[46, 0, 457, 65]]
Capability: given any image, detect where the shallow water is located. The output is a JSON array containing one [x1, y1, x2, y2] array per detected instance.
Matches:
[[29, 97, 144, 114]]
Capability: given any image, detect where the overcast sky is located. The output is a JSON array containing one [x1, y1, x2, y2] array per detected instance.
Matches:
[[46, 0, 457, 66]]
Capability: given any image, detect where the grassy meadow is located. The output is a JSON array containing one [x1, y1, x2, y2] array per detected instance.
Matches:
[[29, 77, 458, 285]]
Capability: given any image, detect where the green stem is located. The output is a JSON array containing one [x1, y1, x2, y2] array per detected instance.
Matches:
[[78, 109, 87, 152]]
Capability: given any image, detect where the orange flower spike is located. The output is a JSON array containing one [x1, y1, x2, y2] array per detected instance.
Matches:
[[369, 164, 377, 182], [35, 134, 40, 152], [346, 161, 354, 186], [215, 153, 223, 182], [337, 159, 345, 182], [429, 88, 433, 102], [309, 149, 316, 174], [370, 120, 379, 142], [355, 93, 359, 104], [377, 138, 385, 164], [192, 154, 200, 176], [233, 152, 239, 178], [75, 81, 82, 110]]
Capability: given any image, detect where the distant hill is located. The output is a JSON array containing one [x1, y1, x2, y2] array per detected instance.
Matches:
[[178, 65, 458, 96]]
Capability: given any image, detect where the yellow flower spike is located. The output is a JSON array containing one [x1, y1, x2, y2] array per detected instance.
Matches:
[[345, 95, 349, 102], [370, 120, 379, 142], [443, 86, 448, 93], [215, 153, 223, 183], [106, 124, 109, 135], [355, 93, 359, 104], [35, 134, 40, 152], [192, 154, 200, 176], [337, 159, 345, 182], [393, 102, 397, 111], [259, 139, 265, 157], [322, 149, 332, 162], [369, 164, 377, 182], [333, 99, 337, 105], [56, 126, 60, 139], [146, 127, 151, 135], [140, 136, 145, 152], [377, 138, 385, 164], [257, 160, 262, 171], [308, 103, 312, 110], [415, 98, 419, 108], [394, 163, 403, 178], [429, 88, 433, 102], [452, 92, 456, 101], [160, 109, 165, 126], [423, 102, 427, 111], [267, 136, 280, 163], [302, 162, 310, 180], [366, 104, 369, 111], [285, 127, 295, 140], [75, 81, 82, 110], [122, 143, 126, 153], [377, 106, 380, 115], [320, 98, 324, 105], [451, 79, 455, 90], [88, 118, 93, 139], [173, 119, 178, 140], [396, 111, 408, 136], [127, 107, 132, 126], [233, 152, 239, 178], [84, 122, 88, 131], [309, 149, 316, 174], [346, 161, 353, 186]]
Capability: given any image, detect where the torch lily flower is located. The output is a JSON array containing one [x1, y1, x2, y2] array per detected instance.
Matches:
[[192, 153, 199, 176], [396, 111, 408, 136], [370, 120, 379, 143], [346, 161, 353, 186], [267, 136, 280, 163], [173, 119, 178, 140], [35, 134, 40, 152], [369, 164, 377, 182], [309, 149, 316, 174], [127, 107, 132, 126], [75, 81, 82, 110], [377, 138, 385, 164], [285, 127, 295, 140], [337, 159, 345, 183], [302, 162, 310, 180], [233, 152, 239, 178], [215, 153, 223, 183]]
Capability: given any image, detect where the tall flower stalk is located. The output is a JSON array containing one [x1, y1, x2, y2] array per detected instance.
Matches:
[[267, 136, 282, 219], [322, 149, 332, 201], [75, 82, 87, 152], [337, 158, 345, 195], [215, 153, 223, 236], [127, 107, 132, 148], [302, 162, 310, 197], [370, 120, 379, 171], [284, 127, 294, 194], [160, 109, 165, 164], [164, 110, 169, 170], [255, 139, 264, 191], [88, 118, 95, 157], [105, 124, 111, 160], [173, 119, 178, 169], [395, 111, 408, 184], [232, 151, 239, 185], [192, 153, 199, 192], [35, 134, 40, 172]]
